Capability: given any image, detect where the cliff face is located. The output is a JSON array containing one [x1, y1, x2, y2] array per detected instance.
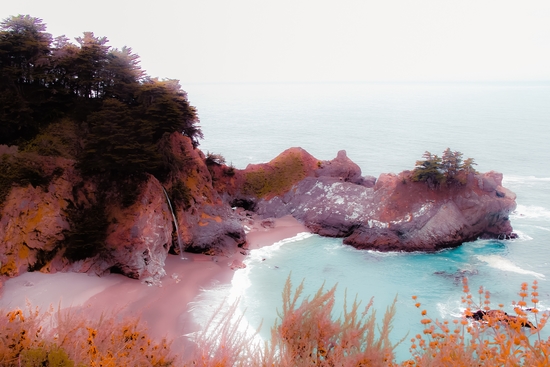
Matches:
[[0, 157, 75, 278], [0, 134, 246, 284], [0, 140, 517, 283]]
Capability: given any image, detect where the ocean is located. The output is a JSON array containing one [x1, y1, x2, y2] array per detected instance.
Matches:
[[185, 82, 550, 361]]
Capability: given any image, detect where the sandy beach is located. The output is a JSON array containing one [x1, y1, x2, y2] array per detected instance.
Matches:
[[0, 215, 309, 356]]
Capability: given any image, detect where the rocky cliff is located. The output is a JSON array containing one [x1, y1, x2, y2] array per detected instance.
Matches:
[[0, 134, 246, 284], [0, 138, 517, 283]]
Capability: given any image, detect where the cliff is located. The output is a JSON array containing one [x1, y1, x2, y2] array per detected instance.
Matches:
[[0, 139, 517, 284]]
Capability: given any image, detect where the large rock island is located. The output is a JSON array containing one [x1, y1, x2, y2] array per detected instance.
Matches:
[[0, 137, 517, 284]]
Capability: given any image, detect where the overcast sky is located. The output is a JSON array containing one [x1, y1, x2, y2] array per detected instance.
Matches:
[[2, 1, 550, 83]]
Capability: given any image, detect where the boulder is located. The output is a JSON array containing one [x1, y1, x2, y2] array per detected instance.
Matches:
[[101, 176, 173, 283]]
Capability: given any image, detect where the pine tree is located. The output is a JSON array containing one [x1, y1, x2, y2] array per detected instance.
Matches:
[[411, 151, 445, 187]]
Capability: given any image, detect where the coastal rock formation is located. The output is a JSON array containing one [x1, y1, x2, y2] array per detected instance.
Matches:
[[0, 157, 75, 277], [0, 140, 517, 283], [0, 135, 246, 282], [167, 134, 246, 256], [255, 168, 516, 252]]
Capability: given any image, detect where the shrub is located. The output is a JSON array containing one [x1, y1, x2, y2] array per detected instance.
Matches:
[[170, 179, 193, 210], [21, 119, 80, 159], [0, 153, 59, 207], [62, 202, 109, 262], [243, 152, 307, 198], [405, 278, 549, 366], [205, 152, 226, 166], [271, 277, 400, 366], [3, 278, 550, 366], [0, 305, 175, 367], [189, 277, 401, 366]]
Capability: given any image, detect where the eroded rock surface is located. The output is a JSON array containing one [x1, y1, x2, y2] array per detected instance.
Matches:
[[256, 170, 516, 252], [0, 140, 518, 283]]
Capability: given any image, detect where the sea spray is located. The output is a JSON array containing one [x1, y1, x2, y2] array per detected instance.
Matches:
[[162, 186, 186, 258]]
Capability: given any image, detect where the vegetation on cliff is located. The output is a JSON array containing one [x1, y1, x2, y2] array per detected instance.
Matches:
[[0, 14, 201, 182], [411, 148, 477, 188], [243, 150, 309, 199], [0, 14, 202, 262]]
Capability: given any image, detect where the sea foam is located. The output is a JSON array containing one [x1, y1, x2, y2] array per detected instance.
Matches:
[[477, 255, 545, 279], [512, 204, 550, 221]]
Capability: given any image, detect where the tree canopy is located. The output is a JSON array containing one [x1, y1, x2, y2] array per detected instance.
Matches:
[[0, 14, 202, 180], [411, 148, 477, 187]]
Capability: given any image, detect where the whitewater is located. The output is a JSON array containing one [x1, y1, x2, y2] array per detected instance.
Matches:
[[186, 82, 550, 361]]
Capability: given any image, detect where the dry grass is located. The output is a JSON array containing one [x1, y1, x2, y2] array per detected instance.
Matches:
[[270, 277, 400, 367], [2, 277, 550, 366], [0, 304, 175, 367], [404, 278, 550, 367]]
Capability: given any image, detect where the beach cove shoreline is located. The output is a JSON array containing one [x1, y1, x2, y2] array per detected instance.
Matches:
[[0, 215, 309, 357]]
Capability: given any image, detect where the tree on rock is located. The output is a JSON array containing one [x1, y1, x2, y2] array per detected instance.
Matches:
[[412, 148, 477, 188], [411, 151, 444, 188], [441, 148, 463, 181]]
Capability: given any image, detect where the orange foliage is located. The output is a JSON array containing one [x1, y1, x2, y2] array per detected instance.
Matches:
[[0, 305, 175, 367], [2, 278, 549, 366], [405, 278, 550, 367]]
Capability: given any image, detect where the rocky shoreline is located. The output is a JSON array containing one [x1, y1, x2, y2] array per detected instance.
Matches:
[[0, 133, 517, 285]]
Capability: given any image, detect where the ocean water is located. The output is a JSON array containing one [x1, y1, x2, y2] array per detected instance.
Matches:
[[185, 82, 550, 361]]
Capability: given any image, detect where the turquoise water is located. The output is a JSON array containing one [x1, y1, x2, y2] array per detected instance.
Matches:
[[186, 82, 550, 361]]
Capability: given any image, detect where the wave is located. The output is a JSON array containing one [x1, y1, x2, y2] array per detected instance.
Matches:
[[187, 283, 265, 349], [437, 298, 466, 319], [230, 232, 314, 298], [509, 230, 533, 241], [476, 255, 545, 279], [503, 175, 550, 185], [511, 204, 550, 221]]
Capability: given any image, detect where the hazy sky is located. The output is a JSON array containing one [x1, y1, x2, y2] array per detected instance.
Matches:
[[2, 1, 550, 83]]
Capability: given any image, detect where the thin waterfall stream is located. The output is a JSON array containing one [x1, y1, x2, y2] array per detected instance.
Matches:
[[162, 186, 186, 259]]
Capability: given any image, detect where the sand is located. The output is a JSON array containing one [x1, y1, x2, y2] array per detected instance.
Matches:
[[0, 215, 309, 355]]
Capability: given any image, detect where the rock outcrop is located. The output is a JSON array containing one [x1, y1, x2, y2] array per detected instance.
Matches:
[[255, 169, 516, 252], [0, 140, 518, 283], [0, 134, 246, 283], [0, 156, 75, 278]]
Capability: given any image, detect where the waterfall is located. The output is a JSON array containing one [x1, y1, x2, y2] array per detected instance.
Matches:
[[162, 186, 186, 259]]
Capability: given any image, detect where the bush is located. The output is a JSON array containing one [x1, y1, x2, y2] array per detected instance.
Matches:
[[63, 202, 109, 262], [243, 152, 307, 198], [189, 277, 401, 366], [405, 278, 549, 366], [3, 278, 549, 366], [21, 119, 80, 159], [170, 180, 193, 210], [0, 306, 175, 367], [270, 278, 400, 366], [205, 152, 226, 166], [0, 153, 57, 206]]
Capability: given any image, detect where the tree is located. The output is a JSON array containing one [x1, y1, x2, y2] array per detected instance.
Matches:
[[136, 78, 202, 146], [412, 149, 478, 188], [73, 32, 110, 99], [0, 15, 53, 143], [411, 151, 444, 187], [0, 15, 52, 88], [441, 147, 463, 181], [461, 157, 477, 174], [79, 98, 160, 177], [103, 46, 144, 103]]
